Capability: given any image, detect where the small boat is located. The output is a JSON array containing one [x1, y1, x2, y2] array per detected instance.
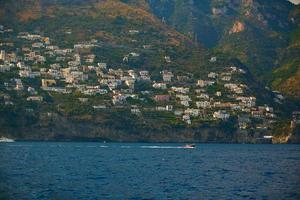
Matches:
[[184, 144, 196, 149], [0, 137, 15, 143]]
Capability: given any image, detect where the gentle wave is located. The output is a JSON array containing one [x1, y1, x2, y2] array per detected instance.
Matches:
[[6, 145, 33, 147], [1, 143, 299, 199]]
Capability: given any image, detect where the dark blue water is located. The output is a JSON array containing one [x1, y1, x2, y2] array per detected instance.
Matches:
[[0, 143, 299, 200]]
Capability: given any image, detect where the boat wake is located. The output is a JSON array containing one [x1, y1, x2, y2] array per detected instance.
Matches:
[[3, 144, 194, 149], [119, 145, 193, 149], [140, 146, 194, 149]]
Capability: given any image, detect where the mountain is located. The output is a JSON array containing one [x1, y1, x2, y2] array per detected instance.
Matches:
[[146, 0, 300, 100], [0, 0, 299, 143], [272, 5, 300, 100], [146, 0, 296, 79]]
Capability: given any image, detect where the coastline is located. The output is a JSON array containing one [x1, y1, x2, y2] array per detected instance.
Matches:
[[1, 116, 299, 144], [1, 131, 299, 144]]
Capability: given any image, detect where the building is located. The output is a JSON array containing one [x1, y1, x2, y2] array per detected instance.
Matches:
[[98, 63, 107, 69], [166, 105, 173, 111], [112, 94, 129, 105], [143, 45, 151, 49], [139, 71, 151, 81], [153, 83, 167, 90], [6, 52, 17, 63], [19, 70, 41, 78], [65, 71, 88, 84], [42, 79, 57, 88], [78, 98, 89, 103], [0, 64, 10, 72], [251, 110, 264, 118], [154, 95, 170, 102], [131, 107, 141, 115], [125, 79, 135, 89], [208, 72, 218, 79], [197, 93, 210, 100], [93, 105, 107, 110], [177, 75, 190, 82], [85, 54, 95, 63], [174, 110, 183, 116], [213, 110, 230, 120], [210, 57, 217, 62], [129, 30, 139, 34], [156, 106, 167, 111], [129, 52, 140, 57], [237, 96, 256, 107], [182, 114, 191, 124], [176, 94, 191, 101], [27, 96, 43, 102], [0, 50, 5, 61], [161, 71, 173, 82], [14, 79, 23, 91], [196, 101, 211, 109], [291, 111, 300, 128], [164, 56, 171, 63], [221, 76, 231, 81], [42, 87, 69, 94], [27, 87, 37, 95], [224, 83, 243, 94], [197, 80, 215, 87], [128, 70, 138, 79], [216, 91, 222, 97], [181, 100, 190, 107], [185, 109, 200, 117], [171, 87, 189, 94]]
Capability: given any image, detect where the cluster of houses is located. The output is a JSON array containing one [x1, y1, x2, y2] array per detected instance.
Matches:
[[0, 26, 290, 131]]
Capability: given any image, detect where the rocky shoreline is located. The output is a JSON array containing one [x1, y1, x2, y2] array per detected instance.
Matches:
[[1, 126, 299, 144]]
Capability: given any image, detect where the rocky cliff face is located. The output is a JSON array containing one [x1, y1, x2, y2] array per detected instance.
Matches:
[[0, 114, 258, 143]]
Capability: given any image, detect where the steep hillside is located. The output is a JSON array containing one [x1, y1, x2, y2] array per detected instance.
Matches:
[[217, 0, 294, 79], [0, 0, 186, 45], [271, 5, 300, 100], [147, 0, 295, 79], [0, 0, 215, 72]]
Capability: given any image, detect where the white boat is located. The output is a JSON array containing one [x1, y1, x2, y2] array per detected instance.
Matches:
[[0, 137, 15, 142], [184, 144, 196, 149]]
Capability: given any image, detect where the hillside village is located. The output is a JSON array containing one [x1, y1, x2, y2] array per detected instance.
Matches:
[[0, 24, 299, 139]]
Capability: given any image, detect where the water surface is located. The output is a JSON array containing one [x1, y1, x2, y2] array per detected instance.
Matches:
[[0, 143, 299, 199]]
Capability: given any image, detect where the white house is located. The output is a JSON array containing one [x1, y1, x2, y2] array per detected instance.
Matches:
[[161, 71, 173, 82], [153, 83, 167, 90], [196, 101, 211, 109], [213, 110, 230, 120]]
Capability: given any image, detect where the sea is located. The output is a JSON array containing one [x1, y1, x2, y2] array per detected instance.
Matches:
[[0, 142, 299, 200]]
